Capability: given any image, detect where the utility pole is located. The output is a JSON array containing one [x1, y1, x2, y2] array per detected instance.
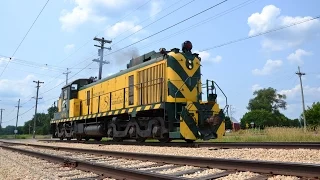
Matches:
[[93, 37, 112, 80], [296, 66, 306, 132], [0, 108, 4, 128], [63, 68, 71, 85], [14, 99, 21, 139], [229, 105, 233, 120], [33, 80, 44, 139]]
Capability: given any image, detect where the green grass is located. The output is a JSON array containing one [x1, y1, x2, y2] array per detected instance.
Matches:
[[1, 127, 319, 142], [206, 127, 320, 142], [0, 134, 52, 139]]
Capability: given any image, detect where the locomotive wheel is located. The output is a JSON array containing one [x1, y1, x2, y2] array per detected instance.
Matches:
[[59, 136, 64, 141], [158, 133, 171, 143], [66, 137, 72, 141], [85, 137, 90, 141]]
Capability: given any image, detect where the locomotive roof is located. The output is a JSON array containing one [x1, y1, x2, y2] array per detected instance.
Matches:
[[62, 78, 91, 89], [78, 53, 165, 90]]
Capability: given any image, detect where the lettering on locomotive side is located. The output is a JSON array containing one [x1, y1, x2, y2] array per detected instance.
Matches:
[[93, 90, 105, 97]]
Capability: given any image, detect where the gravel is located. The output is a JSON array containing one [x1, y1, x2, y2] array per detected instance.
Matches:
[[0, 141, 304, 180], [181, 168, 225, 178], [268, 175, 300, 180], [0, 147, 101, 180], [15, 139, 320, 164], [1, 145, 236, 179], [216, 171, 260, 180]]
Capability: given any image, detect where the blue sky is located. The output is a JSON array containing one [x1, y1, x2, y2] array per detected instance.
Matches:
[[0, 0, 319, 127]]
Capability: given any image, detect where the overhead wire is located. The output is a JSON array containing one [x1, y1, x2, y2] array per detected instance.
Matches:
[[137, 0, 259, 51], [110, 0, 184, 41], [0, 0, 50, 78], [105, 0, 228, 57], [1, 1, 154, 125], [200, 15, 320, 52], [55, 0, 152, 65], [34, 1, 154, 99], [111, 0, 196, 47]]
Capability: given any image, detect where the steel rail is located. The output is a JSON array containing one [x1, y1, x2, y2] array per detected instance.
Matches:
[[37, 139, 320, 149], [1, 140, 319, 178], [0, 144, 183, 180]]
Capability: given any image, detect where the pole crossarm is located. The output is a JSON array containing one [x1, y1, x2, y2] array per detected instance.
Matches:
[[92, 37, 112, 80]]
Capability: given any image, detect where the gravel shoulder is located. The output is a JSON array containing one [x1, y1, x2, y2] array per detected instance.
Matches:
[[2, 139, 320, 165], [0, 147, 112, 180]]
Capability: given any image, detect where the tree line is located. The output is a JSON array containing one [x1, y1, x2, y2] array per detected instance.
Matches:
[[0, 106, 58, 136], [240, 87, 320, 130]]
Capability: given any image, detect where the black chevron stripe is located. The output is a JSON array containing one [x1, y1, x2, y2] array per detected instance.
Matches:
[[167, 55, 201, 91]]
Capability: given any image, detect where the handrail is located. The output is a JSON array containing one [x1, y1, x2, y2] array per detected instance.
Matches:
[[213, 81, 229, 116]]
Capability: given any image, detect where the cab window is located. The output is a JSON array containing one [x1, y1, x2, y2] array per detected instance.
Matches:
[[63, 89, 67, 99]]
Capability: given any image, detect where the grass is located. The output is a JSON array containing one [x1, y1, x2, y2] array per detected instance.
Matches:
[[1, 127, 319, 142], [0, 134, 52, 139], [207, 127, 320, 142]]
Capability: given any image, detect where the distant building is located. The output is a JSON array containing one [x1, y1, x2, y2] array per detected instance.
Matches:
[[231, 117, 240, 131]]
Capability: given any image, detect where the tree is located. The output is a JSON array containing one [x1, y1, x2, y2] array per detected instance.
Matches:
[[240, 110, 276, 129], [48, 106, 58, 119], [303, 102, 320, 130], [247, 87, 287, 113], [225, 116, 232, 130]]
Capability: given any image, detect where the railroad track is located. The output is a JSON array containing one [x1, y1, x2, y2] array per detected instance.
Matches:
[[0, 140, 319, 180], [37, 139, 320, 149]]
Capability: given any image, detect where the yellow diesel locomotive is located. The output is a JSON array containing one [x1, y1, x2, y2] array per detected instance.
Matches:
[[50, 41, 228, 143]]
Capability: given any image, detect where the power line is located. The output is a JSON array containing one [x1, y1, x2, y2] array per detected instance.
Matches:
[[137, 0, 258, 51], [39, 62, 94, 96], [0, 0, 50, 78], [55, 0, 152, 65], [111, 0, 184, 41], [201, 15, 320, 52], [105, 0, 228, 57], [111, 0, 196, 47]]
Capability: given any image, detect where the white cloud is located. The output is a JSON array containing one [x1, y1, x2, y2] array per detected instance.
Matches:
[[247, 5, 320, 51], [149, 0, 164, 19], [0, 57, 9, 66], [287, 49, 312, 65], [212, 56, 222, 63], [105, 20, 143, 38], [59, 0, 145, 31], [0, 75, 37, 100], [251, 84, 262, 91], [280, 84, 320, 99], [194, 50, 222, 63], [64, 44, 75, 53], [59, 5, 105, 32], [252, 59, 283, 75]]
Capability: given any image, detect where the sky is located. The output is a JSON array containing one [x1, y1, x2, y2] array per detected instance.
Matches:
[[0, 0, 319, 127]]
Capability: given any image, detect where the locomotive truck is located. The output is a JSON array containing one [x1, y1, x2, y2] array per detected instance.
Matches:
[[50, 40, 228, 143]]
